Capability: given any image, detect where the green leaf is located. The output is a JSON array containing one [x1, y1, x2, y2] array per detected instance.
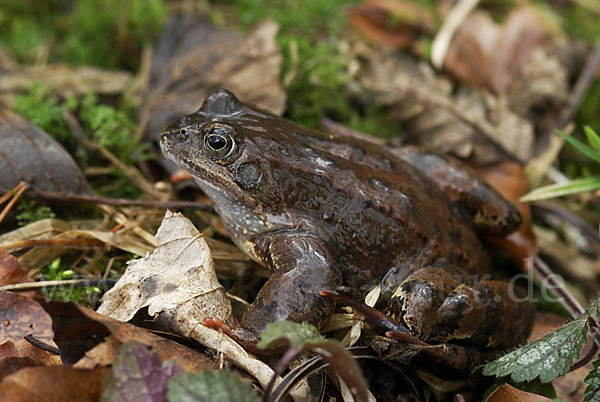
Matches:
[[483, 318, 589, 383], [556, 129, 600, 164], [584, 357, 600, 401], [585, 127, 600, 153], [257, 321, 324, 350], [166, 371, 260, 402], [520, 178, 600, 202]]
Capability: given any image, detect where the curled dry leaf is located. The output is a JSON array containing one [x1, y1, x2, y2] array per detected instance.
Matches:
[[0, 111, 91, 195], [140, 15, 286, 148], [486, 384, 551, 402], [348, 0, 435, 50], [359, 49, 534, 163], [97, 210, 232, 325], [443, 7, 548, 94], [0, 366, 110, 402]]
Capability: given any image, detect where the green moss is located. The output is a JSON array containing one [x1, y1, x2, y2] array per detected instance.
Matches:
[[15, 199, 56, 226], [230, 0, 402, 136], [13, 83, 74, 146], [0, 0, 167, 70]]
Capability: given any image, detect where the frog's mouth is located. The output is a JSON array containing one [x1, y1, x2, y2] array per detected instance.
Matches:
[[160, 130, 256, 207]]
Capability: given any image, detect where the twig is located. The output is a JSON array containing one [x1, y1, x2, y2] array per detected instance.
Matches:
[[556, 36, 600, 130], [0, 238, 105, 250], [0, 279, 116, 292], [0, 181, 28, 225], [24, 334, 60, 355], [27, 189, 214, 212]]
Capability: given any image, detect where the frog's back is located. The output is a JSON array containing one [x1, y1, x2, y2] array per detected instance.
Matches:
[[247, 116, 490, 289]]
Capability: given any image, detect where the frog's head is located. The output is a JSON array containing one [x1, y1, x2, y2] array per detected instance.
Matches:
[[160, 89, 295, 236]]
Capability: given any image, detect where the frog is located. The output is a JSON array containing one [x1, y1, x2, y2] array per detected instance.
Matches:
[[160, 89, 533, 355]]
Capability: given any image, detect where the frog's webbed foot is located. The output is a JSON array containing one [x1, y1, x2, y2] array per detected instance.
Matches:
[[210, 233, 342, 354], [391, 265, 533, 348], [391, 146, 521, 235]]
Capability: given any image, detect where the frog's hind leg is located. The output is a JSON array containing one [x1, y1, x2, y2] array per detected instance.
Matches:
[[391, 146, 521, 235], [390, 264, 533, 349]]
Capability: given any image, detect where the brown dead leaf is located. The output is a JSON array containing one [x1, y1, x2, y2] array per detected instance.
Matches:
[[0, 291, 61, 376], [0, 291, 56, 350], [0, 248, 31, 286], [486, 384, 551, 402], [42, 300, 215, 372], [482, 161, 538, 263], [0, 111, 91, 195], [359, 49, 534, 163], [140, 15, 285, 147], [349, 0, 434, 50], [444, 7, 547, 94], [0, 366, 110, 402]]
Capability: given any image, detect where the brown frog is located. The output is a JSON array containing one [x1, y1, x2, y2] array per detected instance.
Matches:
[[160, 89, 532, 354]]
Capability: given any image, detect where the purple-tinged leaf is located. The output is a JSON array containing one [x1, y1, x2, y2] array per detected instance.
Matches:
[[101, 341, 183, 402]]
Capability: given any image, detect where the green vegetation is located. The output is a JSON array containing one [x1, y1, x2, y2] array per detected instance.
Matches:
[[15, 200, 56, 226], [232, 0, 401, 136], [0, 0, 167, 70], [41, 258, 101, 305]]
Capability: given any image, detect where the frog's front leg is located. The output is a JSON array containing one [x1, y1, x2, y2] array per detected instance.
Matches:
[[391, 146, 521, 235], [391, 265, 532, 348], [208, 233, 343, 352]]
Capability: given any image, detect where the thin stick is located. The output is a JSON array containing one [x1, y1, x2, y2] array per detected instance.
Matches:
[[1, 238, 105, 250], [556, 36, 600, 130], [27, 189, 214, 212], [0, 182, 27, 224], [0, 279, 116, 291], [24, 334, 60, 355]]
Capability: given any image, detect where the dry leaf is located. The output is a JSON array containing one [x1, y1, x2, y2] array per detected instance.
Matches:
[[0, 111, 91, 195], [97, 210, 232, 325], [0, 249, 32, 286], [140, 15, 286, 149], [349, 0, 434, 50], [482, 161, 538, 263], [0, 291, 61, 373], [359, 49, 534, 163], [486, 384, 551, 402], [43, 301, 214, 372], [444, 7, 547, 94], [0, 366, 110, 402]]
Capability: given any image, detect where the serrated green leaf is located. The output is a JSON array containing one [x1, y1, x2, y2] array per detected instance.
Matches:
[[520, 178, 600, 202], [483, 318, 589, 383], [556, 129, 600, 164], [585, 127, 600, 153], [257, 321, 324, 349], [166, 371, 260, 402], [586, 300, 600, 320], [585, 358, 600, 401]]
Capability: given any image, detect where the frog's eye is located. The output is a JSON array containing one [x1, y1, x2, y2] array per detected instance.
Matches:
[[203, 125, 235, 158]]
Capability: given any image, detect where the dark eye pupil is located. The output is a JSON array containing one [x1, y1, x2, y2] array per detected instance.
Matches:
[[207, 134, 227, 150]]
